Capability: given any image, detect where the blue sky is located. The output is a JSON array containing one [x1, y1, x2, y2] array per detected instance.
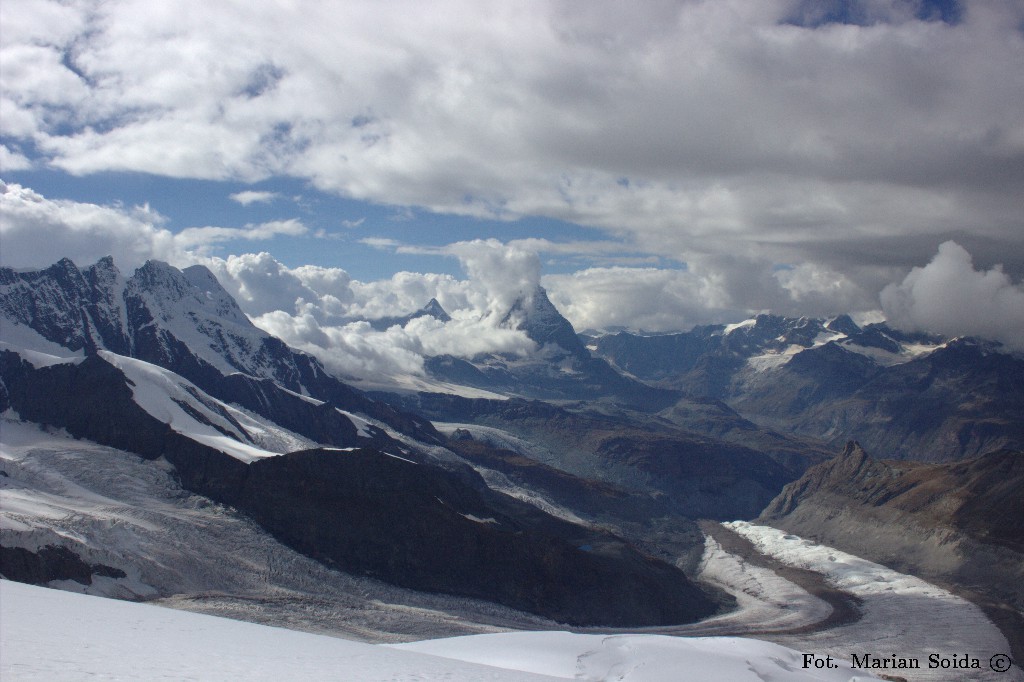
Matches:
[[1, 167, 665, 282], [2, 0, 1023, 357]]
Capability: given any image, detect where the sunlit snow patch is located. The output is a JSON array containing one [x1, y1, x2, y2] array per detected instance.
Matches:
[[100, 351, 314, 461]]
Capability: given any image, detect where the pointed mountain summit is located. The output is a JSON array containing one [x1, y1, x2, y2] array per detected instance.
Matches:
[[502, 286, 588, 359], [420, 297, 451, 322], [417, 286, 679, 407], [825, 314, 861, 336], [0, 256, 719, 628], [368, 297, 451, 331]]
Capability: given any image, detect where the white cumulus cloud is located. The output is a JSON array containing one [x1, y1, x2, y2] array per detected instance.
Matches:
[[229, 191, 281, 206], [881, 241, 1024, 350]]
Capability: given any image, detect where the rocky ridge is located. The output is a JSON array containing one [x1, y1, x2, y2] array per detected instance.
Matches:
[[758, 441, 1024, 654]]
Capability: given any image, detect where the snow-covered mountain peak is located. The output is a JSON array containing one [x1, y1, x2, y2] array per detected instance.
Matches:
[[367, 297, 452, 331], [127, 260, 195, 302], [2, 257, 311, 388], [125, 261, 246, 326], [0, 256, 132, 354], [825, 314, 861, 336], [182, 264, 252, 325], [502, 286, 587, 358], [420, 297, 451, 322]]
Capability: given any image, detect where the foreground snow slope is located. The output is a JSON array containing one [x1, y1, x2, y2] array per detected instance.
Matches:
[[0, 581, 553, 681], [397, 631, 882, 681], [1, 581, 881, 682]]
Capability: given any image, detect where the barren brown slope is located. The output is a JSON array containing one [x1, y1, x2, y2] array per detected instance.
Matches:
[[760, 441, 1024, 660]]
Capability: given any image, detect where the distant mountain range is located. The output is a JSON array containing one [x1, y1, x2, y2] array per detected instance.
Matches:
[[584, 314, 1024, 460], [1, 255, 1020, 634]]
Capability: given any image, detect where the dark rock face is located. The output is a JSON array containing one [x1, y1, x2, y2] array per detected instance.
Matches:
[[594, 434, 795, 520], [231, 448, 718, 626], [0, 351, 250, 499], [763, 441, 1024, 551], [0, 545, 126, 586], [759, 341, 1024, 461], [216, 373, 359, 447]]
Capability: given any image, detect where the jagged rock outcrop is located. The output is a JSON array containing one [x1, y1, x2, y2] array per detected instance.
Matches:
[[0, 545, 126, 586]]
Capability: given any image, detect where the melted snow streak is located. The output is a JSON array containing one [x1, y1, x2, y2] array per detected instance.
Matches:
[[726, 522, 1019, 682], [1, 581, 882, 682]]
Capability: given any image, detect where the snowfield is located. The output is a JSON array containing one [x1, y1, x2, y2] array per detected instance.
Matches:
[[1, 580, 885, 681]]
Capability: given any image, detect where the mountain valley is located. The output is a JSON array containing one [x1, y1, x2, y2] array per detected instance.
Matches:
[[1, 256, 1021, 677]]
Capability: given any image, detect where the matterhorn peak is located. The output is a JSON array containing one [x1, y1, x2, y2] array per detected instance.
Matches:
[[502, 286, 588, 359]]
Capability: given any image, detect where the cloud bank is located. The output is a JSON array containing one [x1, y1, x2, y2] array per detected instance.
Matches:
[[3, 181, 1023, 381], [881, 241, 1024, 350], [1, 0, 1021, 284]]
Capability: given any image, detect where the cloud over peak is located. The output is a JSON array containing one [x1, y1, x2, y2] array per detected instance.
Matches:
[[881, 241, 1024, 350]]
